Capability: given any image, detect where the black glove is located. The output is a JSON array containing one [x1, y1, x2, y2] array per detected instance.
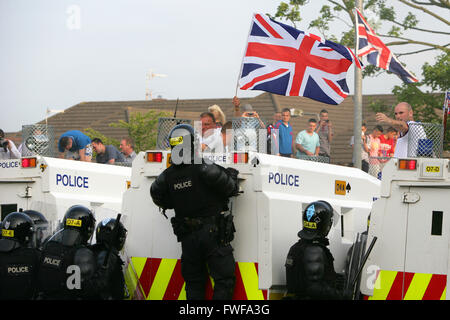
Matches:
[[225, 167, 239, 180], [225, 167, 240, 197]]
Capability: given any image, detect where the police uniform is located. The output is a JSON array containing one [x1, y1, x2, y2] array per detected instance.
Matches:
[[285, 201, 345, 300], [90, 217, 127, 300], [0, 212, 41, 300], [150, 124, 239, 300], [23, 209, 50, 250], [37, 205, 105, 300]]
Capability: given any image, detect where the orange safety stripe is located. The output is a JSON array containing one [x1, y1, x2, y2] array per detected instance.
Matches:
[[369, 270, 447, 300], [126, 257, 268, 300]]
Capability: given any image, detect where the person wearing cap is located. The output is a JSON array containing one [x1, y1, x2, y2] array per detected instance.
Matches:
[[231, 96, 266, 152], [232, 96, 265, 128]]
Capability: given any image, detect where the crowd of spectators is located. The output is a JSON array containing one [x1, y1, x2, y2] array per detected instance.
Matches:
[[210, 97, 400, 173], [1, 97, 401, 172], [56, 130, 137, 165]]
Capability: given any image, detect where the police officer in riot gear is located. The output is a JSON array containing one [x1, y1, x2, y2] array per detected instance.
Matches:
[[37, 205, 109, 299], [23, 209, 50, 250], [0, 212, 41, 299], [90, 217, 127, 299], [150, 124, 239, 300], [285, 201, 346, 300]]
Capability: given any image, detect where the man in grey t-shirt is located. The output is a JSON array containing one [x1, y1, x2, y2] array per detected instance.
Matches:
[[315, 109, 333, 159], [91, 138, 125, 164]]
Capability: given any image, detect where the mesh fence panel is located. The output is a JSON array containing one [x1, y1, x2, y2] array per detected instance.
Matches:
[[407, 122, 443, 158], [21, 124, 55, 157], [297, 155, 330, 163], [368, 156, 391, 180], [232, 117, 265, 153], [156, 117, 193, 150]]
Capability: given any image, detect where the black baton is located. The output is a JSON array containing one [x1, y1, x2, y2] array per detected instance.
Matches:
[[102, 213, 122, 268]]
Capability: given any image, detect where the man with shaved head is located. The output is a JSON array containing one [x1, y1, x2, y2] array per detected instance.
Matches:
[[375, 102, 426, 158]]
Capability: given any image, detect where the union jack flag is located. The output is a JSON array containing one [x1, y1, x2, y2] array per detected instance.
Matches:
[[238, 13, 362, 105], [354, 8, 418, 83]]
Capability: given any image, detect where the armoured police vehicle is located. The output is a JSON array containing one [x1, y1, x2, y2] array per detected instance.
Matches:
[[360, 157, 450, 300], [122, 150, 381, 300], [0, 155, 131, 235]]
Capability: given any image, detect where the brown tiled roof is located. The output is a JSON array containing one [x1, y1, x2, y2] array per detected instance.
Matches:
[[7, 92, 425, 165]]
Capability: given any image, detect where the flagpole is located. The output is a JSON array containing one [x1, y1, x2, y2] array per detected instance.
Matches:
[[444, 92, 449, 149], [235, 13, 255, 98], [353, 0, 363, 170]]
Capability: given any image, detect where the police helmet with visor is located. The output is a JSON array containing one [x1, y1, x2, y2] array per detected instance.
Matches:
[[298, 201, 334, 240], [95, 218, 127, 251], [62, 205, 96, 244], [0, 212, 35, 249], [23, 209, 49, 248], [168, 124, 197, 164]]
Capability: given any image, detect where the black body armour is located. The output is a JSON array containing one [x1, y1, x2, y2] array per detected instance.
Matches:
[[0, 246, 40, 300], [161, 163, 228, 218], [38, 239, 79, 299], [285, 238, 342, 300], [91, 244, 125, 300]]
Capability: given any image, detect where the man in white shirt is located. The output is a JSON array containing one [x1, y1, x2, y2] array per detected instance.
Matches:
[[199, 112, 222, 152], [0, 129, 21, 160], [375, 102, 426, 158]]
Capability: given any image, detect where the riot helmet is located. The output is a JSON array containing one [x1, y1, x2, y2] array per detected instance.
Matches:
[[62, 205, 96, 244], [168, 124, 197, 165], [0, 212, 35, 248], [298, 201, 334, 240], [95, 218, 127, 251], [23, 209, 49, 248]]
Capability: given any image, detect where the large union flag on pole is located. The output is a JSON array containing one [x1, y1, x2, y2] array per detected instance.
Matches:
[[354, 8, 418, 83], [238, 13, 362, 105]]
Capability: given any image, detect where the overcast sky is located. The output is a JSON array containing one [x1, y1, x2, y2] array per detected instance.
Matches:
[[0, 0, 444, 133]]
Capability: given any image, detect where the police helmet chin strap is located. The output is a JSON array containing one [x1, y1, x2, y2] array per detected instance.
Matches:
[[160, 207, 168, 220]]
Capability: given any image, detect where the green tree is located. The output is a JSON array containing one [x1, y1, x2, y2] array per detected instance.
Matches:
[[83, 128, 120, 148], [109, 109, 171, 152], [271, 0, 449, 52]]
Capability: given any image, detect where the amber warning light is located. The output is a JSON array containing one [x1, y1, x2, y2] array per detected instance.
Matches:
[[398, 159, 417, 170], [233, 153, 249, 164], [146, 152, 163, 163], [21, 157, 37, 168]]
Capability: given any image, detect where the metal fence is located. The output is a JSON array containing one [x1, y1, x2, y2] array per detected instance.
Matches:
[[21, 124, 55, 157], [297, 155, 330, 163], [232, 117, 265, 153], [368, 156, 392, 180], [156, 117, 193, 150], [408, 122, 444, 158]]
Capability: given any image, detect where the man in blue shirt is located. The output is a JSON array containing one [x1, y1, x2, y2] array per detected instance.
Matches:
[[274, 108, 294, 157], [58, 130, 93, 162]]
